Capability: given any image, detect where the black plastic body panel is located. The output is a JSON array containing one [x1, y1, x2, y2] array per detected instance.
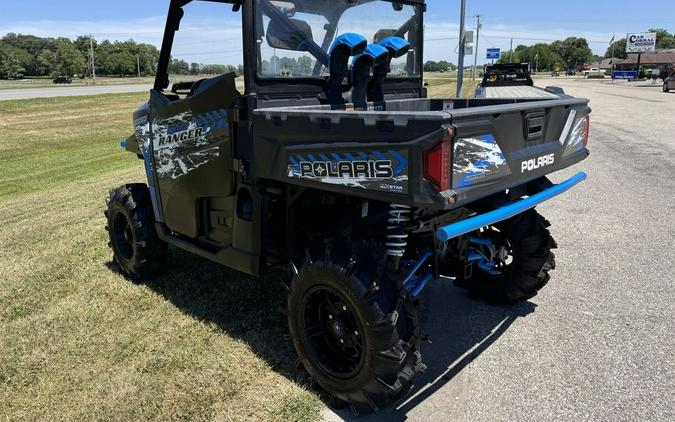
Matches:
[[252, 97, 590, 211]]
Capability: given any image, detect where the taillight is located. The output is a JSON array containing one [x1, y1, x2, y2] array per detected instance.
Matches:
[[583, 115, 590, 147], [425, 128, 454, 192]]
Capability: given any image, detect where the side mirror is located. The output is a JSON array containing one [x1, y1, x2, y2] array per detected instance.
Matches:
[[266, 18, 313, 52]]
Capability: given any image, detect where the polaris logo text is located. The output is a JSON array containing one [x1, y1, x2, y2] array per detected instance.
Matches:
[[300, 160, 393, 179], [521, 154, 555, 173]]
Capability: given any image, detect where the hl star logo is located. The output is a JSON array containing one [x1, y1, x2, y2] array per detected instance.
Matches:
[[315, 166, 327, 176]]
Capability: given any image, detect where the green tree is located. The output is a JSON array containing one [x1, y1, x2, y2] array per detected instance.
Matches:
[[36, 49, 58, 76], [0, 44, 25, 78], [605, 38, 627, 59], [551, 37, 593, 68], [54, 40, 86, 76], [650, 28, 675, 49], [168, 58, 190, 75], [108, 51, 136, 76]]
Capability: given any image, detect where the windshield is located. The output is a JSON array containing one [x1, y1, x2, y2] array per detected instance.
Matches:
[[255, 0, 422, 78]]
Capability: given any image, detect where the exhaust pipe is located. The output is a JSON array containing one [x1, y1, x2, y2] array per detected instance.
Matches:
[[351, 44, 389, 110]]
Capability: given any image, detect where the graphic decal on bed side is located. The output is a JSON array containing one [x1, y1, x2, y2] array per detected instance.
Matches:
[[453, 134, 511, 188], [288, 150, 409, 194]]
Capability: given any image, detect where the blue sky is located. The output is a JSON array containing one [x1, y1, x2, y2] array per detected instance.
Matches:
[[0, 1, 671, 64]]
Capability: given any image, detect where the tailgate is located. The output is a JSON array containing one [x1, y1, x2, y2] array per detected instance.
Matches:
[[448, 98, 590, 203]]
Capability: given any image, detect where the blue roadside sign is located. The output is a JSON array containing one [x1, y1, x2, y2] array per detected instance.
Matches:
[[612, 70, 638, 80], [487, 48, 501, 60]]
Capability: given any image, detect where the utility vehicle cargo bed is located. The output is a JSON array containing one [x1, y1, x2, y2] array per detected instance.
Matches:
[[252, 96, 590, 210]]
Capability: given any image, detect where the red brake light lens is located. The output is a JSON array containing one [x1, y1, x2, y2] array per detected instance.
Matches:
[[425, 130, 453, 192], [583, 116, 590, 147]]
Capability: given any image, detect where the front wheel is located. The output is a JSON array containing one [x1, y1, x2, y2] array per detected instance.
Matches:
[[105, 184, 167, 280], [288, 246, 424, 415], [449, 209, 557, 305]]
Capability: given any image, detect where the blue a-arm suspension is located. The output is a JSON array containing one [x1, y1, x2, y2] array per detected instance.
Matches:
[[403, 172, 587, 298]]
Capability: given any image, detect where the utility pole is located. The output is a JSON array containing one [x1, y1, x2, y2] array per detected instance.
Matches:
[[89, 35, 96, 84], [456, 0, 467, 97], [137, 54, 141, 78], [509, 38, 514, 63], [472, 14, 481, 81]]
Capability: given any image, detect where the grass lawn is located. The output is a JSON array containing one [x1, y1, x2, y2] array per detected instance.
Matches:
[[0, 93, 320, 421], [0, 77, 467, 421], [424, 72, 480, 98]]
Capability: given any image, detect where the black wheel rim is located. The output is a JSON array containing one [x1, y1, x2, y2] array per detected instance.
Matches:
[[111, 211, 134, 261], [301, 285, 366, 379]]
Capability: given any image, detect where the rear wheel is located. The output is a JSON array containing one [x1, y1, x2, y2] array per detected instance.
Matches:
[[288, 245, 424, 415], [105, 184, 167, 280], [450, 209, 557, 305], [664, 82, 670, 93]]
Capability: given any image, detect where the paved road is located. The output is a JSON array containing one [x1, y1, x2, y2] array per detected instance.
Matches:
[[326, 79, 675, 421], [0, 84, 152, 101]]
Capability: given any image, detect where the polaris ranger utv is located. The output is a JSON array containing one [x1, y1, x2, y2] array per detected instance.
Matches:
[[105, 0, 590, 414]]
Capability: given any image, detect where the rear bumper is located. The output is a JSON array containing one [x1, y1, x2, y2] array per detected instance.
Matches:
[[436, 171, 587, 241]]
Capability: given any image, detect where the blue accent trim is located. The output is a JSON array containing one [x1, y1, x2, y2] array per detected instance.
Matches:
[[319, 153, 330, 162], [296, 155, 307, 162], [331, 153, 343, 162], [289, 157, 298, 166], [344, 152, 357, 162], [402, 250, 433, 289], [352, 43, 389, 66], [329, 33, 367, 55], [377, 37, 411, 58], [437, 172, 588, 241], [373, 151, 387, 161], [466, 236, 494, 247], [308, 154, 318, 162], [389, 150, 409, 176], [481, 134, 497, 144], [410, 272, 434, 298], [358, 152, 369, 160]]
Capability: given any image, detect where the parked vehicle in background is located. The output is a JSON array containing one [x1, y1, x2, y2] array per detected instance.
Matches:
[[664, 70, 675, 92], [476, 63, 562, 98], [585, 69, 604, 79], [53, 76, 72, 84]]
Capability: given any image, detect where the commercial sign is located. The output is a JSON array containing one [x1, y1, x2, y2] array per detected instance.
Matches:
[[612, 70, 638, 80], [486, 48, 501, 59], [626, 33, 656, 53]]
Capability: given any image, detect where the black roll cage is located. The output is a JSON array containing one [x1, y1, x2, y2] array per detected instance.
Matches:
[[154, 0, 426, 101]]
